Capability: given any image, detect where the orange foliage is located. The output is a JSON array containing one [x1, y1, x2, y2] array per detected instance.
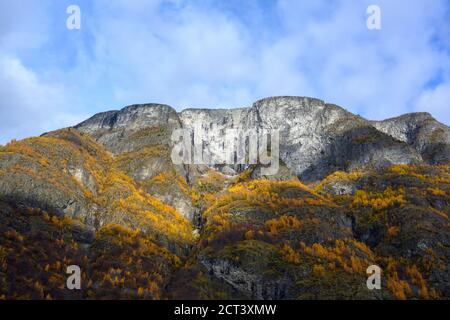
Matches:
[[265, 215, 302, 235], [388, 164, 450, 184], [426, 187, 446, 196], [312, 264, 325, 277], [301, 239, 374, 275], [406, 265, 429, 299], [387, 226, 399, 237], [387, 271, 412, 300], [281, 244, 300, 264], [244, 230, 254, 240], [205, 179, 335, 220], [315, 170, 364, 192], [352, 187, 406, 210]]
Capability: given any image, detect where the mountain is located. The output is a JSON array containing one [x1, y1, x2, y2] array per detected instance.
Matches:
[[0, 96, 448, 299], [76, 97, 440, 183], [371, 112, 450, 164]]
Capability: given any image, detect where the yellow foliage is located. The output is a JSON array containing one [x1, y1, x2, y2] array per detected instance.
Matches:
[[428, 207, 448, 219], [352, 187, 406, 210], [205, 179, 335, 220], [301, 239, 374, 275], [388, 164, 450, 184], [265, 215, 302, 235], [406, 265, 429, 299], [107, 178, 193, 244], [194, 170, 227, 194], [244, 230, 254, 240], [387, 271, 412, 300], [281, 244, 300, 264], [315, 170, 364, 191], [313, 264, 325, 277], [426, 187, 446, 196], [387, 226, 399, 237]]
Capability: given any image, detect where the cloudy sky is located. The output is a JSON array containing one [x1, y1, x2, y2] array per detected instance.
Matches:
[[0, 0, 449, 144]]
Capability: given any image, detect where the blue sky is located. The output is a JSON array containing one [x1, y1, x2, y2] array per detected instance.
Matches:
[[0, 0, 449, 144]]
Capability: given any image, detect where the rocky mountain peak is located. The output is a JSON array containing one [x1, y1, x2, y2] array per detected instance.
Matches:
[[74, 96, 449, 181], [75, 103, 180, 134], [1, 95, 449, 300], [371, 112, 450, 163]]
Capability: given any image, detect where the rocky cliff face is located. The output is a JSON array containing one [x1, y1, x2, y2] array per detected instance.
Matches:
[[76, 96, 448, 184], [371, 112, 450, 164], [1, 96, 449, 300]]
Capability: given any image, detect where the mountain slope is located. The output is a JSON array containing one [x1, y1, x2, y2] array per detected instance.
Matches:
[[77, 97, 429, 183], [1, 96, 449, 300], [371, 112, 450, 164], [0, 129, 193, 299]]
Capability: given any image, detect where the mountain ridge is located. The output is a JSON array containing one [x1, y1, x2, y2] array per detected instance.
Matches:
[[1, 96, 448, 300], [76, 96, 448, 128], [74, 96, 449, 182]]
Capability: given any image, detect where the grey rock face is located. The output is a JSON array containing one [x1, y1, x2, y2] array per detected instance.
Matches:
[[321, 180, 357, 196], [371, 113, 450, 164], [239, 97, 422, 181], [0, 141, 94, 223], [200, 257, 288, 299], [74, 96, 449, 182], [76, 103, 181, 135], [75, 103, 182, 155], [75, 104, 194, 218]]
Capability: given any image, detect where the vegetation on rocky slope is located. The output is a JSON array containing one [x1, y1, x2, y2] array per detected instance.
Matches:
[[0, 129, 448, 300]]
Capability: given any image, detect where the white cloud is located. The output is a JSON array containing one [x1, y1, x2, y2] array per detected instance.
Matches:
[[0, 0, 449, 144], [270, 0, 449, 121], [415, 82, 450, 124], [76, 0, 449, 120], [0, 0, 52, 51], [0, 56, 85, 144]]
